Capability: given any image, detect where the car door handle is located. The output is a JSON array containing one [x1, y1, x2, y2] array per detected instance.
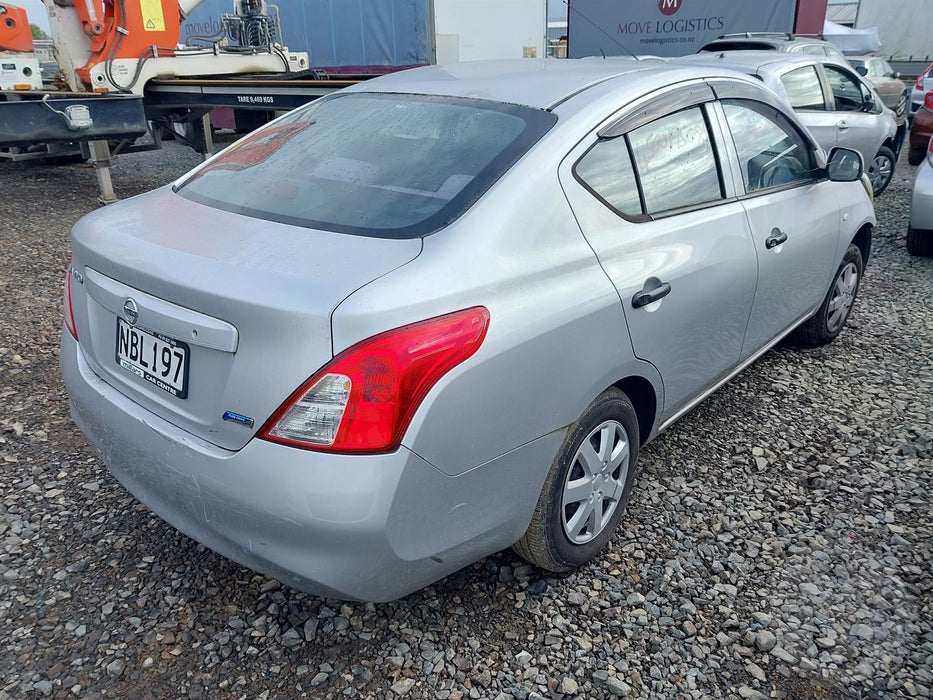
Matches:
[[837, 120, 849, 131], [632, 278, 672, 308], [765, 228, 788, 249]]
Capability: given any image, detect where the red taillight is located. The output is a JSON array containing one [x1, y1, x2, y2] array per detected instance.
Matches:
[[917, 64, 933, 90], [924, 92, 933, 113], [259, 307, 490, 454], [63, 261, 78, 341]]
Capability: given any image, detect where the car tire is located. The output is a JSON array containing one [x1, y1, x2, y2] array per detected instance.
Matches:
[[795, 243, 863, 347], [868, 146, 896, 195], [906, 227, 933, 256], [513, 388, 639, 572], [908, 146, 926, 166]]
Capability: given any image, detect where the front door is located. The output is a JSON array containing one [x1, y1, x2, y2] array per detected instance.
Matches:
[[715, 99, 841, 356]]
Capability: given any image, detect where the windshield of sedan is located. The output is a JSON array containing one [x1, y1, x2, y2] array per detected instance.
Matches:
[[175, 93, 557, 239]]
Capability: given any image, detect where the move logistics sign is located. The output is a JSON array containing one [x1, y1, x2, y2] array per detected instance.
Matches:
[[567, 0, 797, 58]]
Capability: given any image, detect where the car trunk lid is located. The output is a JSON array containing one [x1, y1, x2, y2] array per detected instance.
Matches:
[[69, 187, 422, 451]]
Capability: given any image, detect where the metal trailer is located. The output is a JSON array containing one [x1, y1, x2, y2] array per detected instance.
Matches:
[[0, 90, 148, 204], [2, 0, 548, 203]]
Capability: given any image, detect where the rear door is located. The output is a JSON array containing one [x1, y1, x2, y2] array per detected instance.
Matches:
[[559, 84, 759, 418], [778, 63, 840, 151]]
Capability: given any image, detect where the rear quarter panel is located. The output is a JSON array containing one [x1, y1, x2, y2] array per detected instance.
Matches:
[[331, 142, 661, 476]]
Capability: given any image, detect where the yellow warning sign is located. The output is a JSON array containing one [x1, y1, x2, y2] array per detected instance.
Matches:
[[140, 0, 165, 32]]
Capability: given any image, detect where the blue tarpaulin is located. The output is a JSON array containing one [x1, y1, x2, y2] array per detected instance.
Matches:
[[181, 0, 432, 70]]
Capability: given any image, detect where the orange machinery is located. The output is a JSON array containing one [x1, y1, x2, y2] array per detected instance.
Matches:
[[0, 3, 34, 53], [60, 0, 183, 88], [43, 0, 306, 94]]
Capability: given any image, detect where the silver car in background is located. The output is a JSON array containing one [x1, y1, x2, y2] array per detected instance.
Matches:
[[848, 55, 910, 121], [62, 60, 875, 601], [676, 51, 901, 195], [909, 135, 933, 256]]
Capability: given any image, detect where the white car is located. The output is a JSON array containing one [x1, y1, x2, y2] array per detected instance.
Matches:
[[676, 51, 901, 195], [909, 136, 933, 256]]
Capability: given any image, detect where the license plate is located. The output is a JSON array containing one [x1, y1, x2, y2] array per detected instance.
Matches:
[[115, 319, 189, 399]]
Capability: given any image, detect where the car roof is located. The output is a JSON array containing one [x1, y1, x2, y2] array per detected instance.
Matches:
[[675, 50, 851, 75], [342, 58, 749, 111]]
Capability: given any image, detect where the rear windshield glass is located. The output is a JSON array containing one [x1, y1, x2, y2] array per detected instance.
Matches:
[[175, 92, 557, 239]]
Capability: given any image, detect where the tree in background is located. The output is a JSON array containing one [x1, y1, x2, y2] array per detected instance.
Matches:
[[30, 24, 48, 40]]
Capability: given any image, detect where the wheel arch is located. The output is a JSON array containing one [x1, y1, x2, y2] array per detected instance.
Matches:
[[613, 375, 658, 446], [851, 222, 873, 269]]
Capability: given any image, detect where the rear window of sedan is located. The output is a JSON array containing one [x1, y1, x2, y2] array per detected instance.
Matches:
[[175, 93, 556, 239]]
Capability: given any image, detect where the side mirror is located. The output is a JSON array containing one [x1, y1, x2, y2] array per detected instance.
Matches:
[[860, 97, 876, 112], [894, 71, 901, 79], [826, 147, 863, 182], [855, 66, 868, 76]]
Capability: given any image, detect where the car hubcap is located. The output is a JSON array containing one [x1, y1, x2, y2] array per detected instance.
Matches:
[[561, 420, 629, 545], [869, 155, 892, 191], [826, 262, 859, 333], [896, 93, 907, 117]]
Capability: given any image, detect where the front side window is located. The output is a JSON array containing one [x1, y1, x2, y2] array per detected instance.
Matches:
[[824, 65, 872, 111], [176, 93, 556, 239], [722, 100, 815, 193], [781, 66, 826, 110]]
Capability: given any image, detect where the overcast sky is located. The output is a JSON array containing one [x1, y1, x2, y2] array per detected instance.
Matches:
[[15, 0, 50, 33]]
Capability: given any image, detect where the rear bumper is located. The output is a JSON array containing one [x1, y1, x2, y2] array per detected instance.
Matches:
[[62, 332, 562, 601]]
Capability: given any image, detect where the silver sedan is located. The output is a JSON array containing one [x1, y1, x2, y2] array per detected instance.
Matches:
[[676, 51, 901, 195], [909, 136, 933, 256], [62, 59, 875, 601]]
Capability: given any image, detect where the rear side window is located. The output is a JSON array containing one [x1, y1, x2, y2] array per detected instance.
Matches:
[[574, 105, 723, 219], [574, 137, 642, 216], [628, 108, 722, 214], [176, 93, 556, 239], [721, 100, 815, 193], [781, 66, 826, 110]]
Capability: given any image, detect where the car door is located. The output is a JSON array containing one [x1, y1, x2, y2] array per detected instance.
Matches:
[[558, 85, 759, 417], [713, 97, 841, 356], [778, 64, 840, 152], [819, 63, 887, 160]]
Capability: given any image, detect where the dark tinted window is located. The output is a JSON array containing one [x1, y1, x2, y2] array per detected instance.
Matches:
[[699, 41, 777, 52], [781, 66, 826, 110], [722, 100, 815, 193], [176, 93, 556, 239], [824, 65, 872, 111]]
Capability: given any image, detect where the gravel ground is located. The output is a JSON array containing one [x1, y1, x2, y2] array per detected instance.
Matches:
[[0, 142, 930, 700]]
